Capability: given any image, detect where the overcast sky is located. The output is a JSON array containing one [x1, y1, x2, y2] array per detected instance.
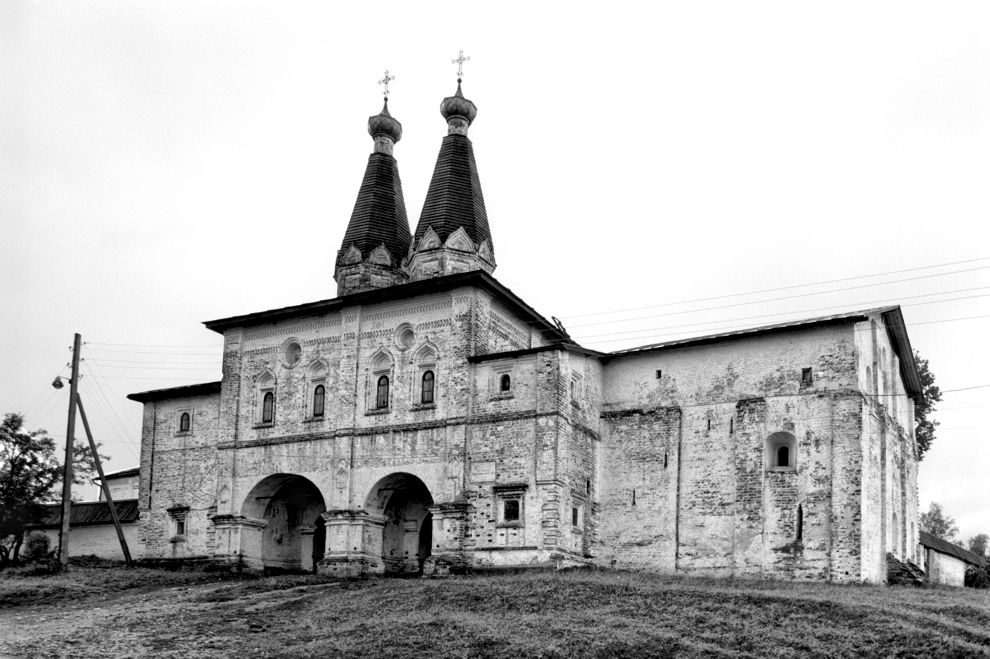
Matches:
[[2, 1, 988, 542]]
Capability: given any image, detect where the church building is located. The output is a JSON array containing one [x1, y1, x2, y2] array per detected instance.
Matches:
[[128, 68, 922, 583]]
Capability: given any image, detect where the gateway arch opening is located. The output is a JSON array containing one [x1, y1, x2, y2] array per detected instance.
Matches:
[[366, 473, 434, 575]]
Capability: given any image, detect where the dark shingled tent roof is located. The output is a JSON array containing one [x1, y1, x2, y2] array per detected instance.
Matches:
[[337, 152, 411, 266], [414, 134, 492, 255]]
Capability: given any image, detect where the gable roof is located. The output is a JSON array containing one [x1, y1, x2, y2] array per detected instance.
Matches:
[[202, 270, 567, 343], [604, 306, 922, 398], [919, 530, 987, 567], [26, 499, 140, 529], [414, 134, 492, 255], [337, 152, 411, 267]]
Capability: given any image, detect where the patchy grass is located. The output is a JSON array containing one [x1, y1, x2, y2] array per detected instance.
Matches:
[[2, 567, 989, 657]]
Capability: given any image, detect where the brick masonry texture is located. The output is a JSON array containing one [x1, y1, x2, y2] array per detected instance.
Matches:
[[134, 290, 918, 583]]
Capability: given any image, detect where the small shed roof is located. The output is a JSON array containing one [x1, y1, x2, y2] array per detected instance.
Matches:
[[919, 530, 987, 567]]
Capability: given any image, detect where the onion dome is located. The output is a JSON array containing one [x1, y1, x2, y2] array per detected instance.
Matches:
[[440, 82, 477, 135], [368, 99, 402, 144]]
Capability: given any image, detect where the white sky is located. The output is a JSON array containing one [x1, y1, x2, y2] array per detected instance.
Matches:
[[2, 1, 988, 543]]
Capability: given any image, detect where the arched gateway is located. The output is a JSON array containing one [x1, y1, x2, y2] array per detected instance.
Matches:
[[365, 473, 434, 574], [239, 474, 326, 573]]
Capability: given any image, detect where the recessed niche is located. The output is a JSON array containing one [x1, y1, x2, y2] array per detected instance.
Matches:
[[394, 323, 415, 351]]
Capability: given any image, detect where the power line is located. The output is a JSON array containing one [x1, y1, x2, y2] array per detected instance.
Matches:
[[579, 302, 990, 349], [573, 286, 990, 342], [560, 255, 990, 320], [568, 266, 990, 330]]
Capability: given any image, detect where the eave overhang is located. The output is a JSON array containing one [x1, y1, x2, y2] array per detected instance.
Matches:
[[202, 270, 569, 344]]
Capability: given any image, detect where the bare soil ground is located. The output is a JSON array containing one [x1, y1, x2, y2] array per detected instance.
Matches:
[[2, 563, 989, 658]]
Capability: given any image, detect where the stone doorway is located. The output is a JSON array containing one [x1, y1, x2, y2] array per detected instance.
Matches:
[[366, 473, 434, 575], [240, 474, 326, 573]]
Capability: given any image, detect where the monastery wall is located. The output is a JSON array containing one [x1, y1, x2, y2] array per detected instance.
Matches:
[[596, 325, 875, 580]]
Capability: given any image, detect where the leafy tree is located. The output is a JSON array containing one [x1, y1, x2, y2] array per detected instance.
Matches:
[[968, 534, 989, 558], [0, 413, 105, 567], [919, 502, 959, 543], [913, 350, 941, 461]]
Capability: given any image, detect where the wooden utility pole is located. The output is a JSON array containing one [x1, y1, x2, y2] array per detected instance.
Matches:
[[57, 333, 82, 571], [76, 396, 133, 566]]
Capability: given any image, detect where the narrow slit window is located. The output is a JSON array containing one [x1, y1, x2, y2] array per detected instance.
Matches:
[[572, 506, 580, 527], [707, 418, 712, 431], [796, 504, 803, 541], [376, 375, 390, 409], [729, 417, 734, 434], [777, 445, 789, 468], [179, 412, 190, 432], [421, 370, 435, 404], [262, 392, 274, 423], [313, 384, 325, 417], [500, 373, 511, 392]]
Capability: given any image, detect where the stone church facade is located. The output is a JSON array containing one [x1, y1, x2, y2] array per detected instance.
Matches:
[[128, 79, 922, 583]]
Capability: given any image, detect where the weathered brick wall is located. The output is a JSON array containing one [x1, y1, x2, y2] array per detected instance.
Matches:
[[854, 317, 919, 579], [137, 394, 221, 559], [598, 324, 869, 580]]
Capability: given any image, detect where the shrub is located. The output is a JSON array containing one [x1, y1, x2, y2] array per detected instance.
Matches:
[[964, 565, 989, 589], [22, 533, 51, 563]]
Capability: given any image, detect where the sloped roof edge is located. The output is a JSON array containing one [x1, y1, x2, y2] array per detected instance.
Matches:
[[202, 271, 568, 344], [127, 381, 222, 403], [919, 530, 987, 567]]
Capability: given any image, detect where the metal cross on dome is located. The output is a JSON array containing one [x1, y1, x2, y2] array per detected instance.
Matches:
[[378, 70, 395, 99], [451, 50, 470, 81]]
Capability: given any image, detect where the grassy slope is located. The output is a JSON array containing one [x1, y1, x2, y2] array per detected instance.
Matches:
[[2, 567, 990, 658]]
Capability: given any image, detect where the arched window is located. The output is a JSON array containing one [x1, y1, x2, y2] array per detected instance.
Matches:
[[262, 391, 275, 423], [376, 375, 390, 409], [313, 385, 325, 417], [421, 370, 435, 404], [500, 373, 511, 392], [776, 445, 789, 468], [179, 412, 190, 432], [766, 431, 796, 471]]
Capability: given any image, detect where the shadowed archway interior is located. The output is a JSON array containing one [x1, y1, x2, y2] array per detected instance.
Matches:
[[365, 473, 434, 574], [241, 474, 326, 573]]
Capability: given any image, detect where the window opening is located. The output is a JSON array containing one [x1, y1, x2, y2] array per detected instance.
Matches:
[[656, 369, 662, 379], [707, 418, 711, 431], [796, 504, 803, 541], [313, 384, 326, 417], [376, 375, 390, 409], [572, 506, 580, 527], [586, 479, 591, 494], [177, 519, 186, 536], [663, 451, 668, 469], [729, 417, 734, 434], [503, 499, 520, 523], [632, 489, 636, 506], [179, 412, 190, 432], [500, 373, 511, 392], [421, 370, 435, 404], [777, 445, 789, 468], [262, 392, 275, 423], [801, 367, 813, 386]]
